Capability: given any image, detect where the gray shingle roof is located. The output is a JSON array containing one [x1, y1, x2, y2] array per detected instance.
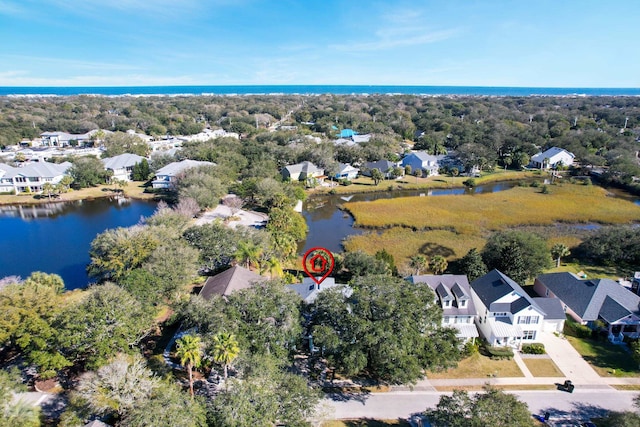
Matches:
[[408, 274, 477, 316], [532, 297, 565, 320], [471, 269, 544, 315], [3, 161, 71, 179], [536, 272, 640, 322], [199, 265, 264, 299], [155, 160, 214, 177], [599, 296, 631, 323], [283, 161, 323, 176]]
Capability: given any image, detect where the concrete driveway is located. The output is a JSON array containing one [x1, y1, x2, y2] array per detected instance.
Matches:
[[537, 331, 604, 385]]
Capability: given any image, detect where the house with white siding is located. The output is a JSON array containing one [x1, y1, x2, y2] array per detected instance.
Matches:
[[530, 147, 575, 169], [101, 153, 146, 182], [0, 161, 72, 194], [151, 159, 214, 189], [408, 274, 479, 342], [470, 269, 563, 348]]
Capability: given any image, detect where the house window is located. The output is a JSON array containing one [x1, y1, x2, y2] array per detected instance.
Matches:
[[443, 316, 450, 324], [444, 300, 451, 308], [522, 330, 536, 340], [459, 300, 467, 308], [545, 289, 549, 297], [518, 316, 539, 325], [493, 312, 508, 318]]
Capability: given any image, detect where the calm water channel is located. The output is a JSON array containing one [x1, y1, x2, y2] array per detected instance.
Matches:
[[2, 182, 638, 290], [0, 198, 157, 290]]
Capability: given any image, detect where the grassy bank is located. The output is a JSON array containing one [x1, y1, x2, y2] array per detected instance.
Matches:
[[344, 183, 639, 234], [0, 182, 157, 206], [312, 169, 540, 196]]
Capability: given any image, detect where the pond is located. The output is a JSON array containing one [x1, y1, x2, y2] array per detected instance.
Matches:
[[0, 198, 157, 290]]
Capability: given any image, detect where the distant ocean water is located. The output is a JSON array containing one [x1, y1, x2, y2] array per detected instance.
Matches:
[[1, 85, 639, 97]]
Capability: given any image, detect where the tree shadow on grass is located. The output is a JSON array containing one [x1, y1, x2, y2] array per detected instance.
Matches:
[[418, 242, 455, 258]]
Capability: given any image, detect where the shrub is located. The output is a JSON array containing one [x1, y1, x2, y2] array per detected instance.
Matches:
[[340, 179, 352, 186], [463, 178, 477, 188], [530, 180, 540, 188], [540, 184, 550, 194], [485, 345, 514, 359], [566, 320, 592, 339], [463, 340, 480, 357], [521, 343, 545, 354]]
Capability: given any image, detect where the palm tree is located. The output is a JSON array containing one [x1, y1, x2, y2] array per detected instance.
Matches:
[[41, 182, 55, 200], [430, 255, 448, 275], [551, 243, 571, 268], [234, 241, 262, 270], [260, 256, 283, 279], [409, 254, 428, 275], [175, 334, 203, 397], [211, 332, 240, 380]]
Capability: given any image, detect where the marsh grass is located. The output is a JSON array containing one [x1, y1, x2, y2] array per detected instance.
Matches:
[[344, 184, 639, 234], [344, 228, 485, 272]]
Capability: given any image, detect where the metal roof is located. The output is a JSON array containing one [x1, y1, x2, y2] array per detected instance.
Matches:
[[101, 153, 145, 170], [488, 318, 523, 338], [451, 323, 479, 339]]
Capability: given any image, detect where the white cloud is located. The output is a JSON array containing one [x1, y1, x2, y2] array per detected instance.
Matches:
[[330, 27, 459, 52]]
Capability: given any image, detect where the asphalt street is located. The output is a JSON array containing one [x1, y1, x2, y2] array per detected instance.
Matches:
[[324, 389, 638, 422]]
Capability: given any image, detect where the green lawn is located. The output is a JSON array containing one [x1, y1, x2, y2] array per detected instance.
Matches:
[[522, 358, 564, 377], [564, 335, 640, 377]]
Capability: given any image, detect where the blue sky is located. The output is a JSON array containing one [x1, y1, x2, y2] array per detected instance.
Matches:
[[1, 0, 639, 87]]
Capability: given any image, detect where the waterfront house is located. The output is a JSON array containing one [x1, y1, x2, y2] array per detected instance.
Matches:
[[101, 153, 146, 182], [281, 161, 325, 183], [361, 159, 397, 179], [334, 163, 359, 180], [470, 269, 555, 348], [199, 265, 265, 300], [400, 151, 445, 176], [529, 147, 575, 169], [0, 161, 72, 194], [407, 274, 479, 342], [288, 277, 351, 304], [151, 159, 214, 189], [534, 272, 640, 343]]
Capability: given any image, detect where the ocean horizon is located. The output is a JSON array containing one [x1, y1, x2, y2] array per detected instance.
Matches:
[[1, 85, 640, 97]]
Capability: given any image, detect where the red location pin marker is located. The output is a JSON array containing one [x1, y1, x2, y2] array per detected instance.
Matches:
[[302, 247, 335, 286]]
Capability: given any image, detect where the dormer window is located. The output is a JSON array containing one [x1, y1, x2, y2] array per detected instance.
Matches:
[[459, 299, 467, 308]]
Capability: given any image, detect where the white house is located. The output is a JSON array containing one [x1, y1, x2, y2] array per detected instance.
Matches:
[[40, 130, 101, 147], [530, 147, 575, 169], [281, 161, 325, 182], [288, 277, 351, 304], [400, 151, 445, 176], [101, 153, 146, 182], [0, 161, 72, 194], [151, 159, 214, 189], [470, 269, 556, 348], [334, 163, 359, 180], [408, 274, 479, 342]]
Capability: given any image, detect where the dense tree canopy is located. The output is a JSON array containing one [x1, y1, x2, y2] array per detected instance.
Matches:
[[576, 226, 640, 267], [54, 283, 154, 369], [310, 275, 461, 384], [426, 386, 534, 427], [482, 231, 552, 283]]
